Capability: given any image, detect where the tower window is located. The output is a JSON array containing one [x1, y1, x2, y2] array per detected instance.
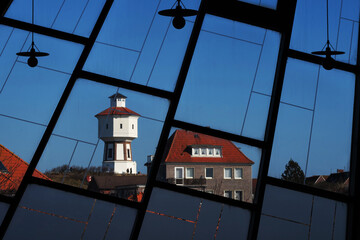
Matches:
[[120, 123, 122, 129], [132, 124, 134, 129], [106, 124, 108, 129], [127, 149, 131, 158], [108, 148, 112, 158]]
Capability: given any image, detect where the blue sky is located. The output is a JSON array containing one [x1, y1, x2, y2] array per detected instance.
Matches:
[[0, 0, 359, 179]]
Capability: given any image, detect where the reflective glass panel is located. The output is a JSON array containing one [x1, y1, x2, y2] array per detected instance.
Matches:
[[175, 15, 281, 140], [269, 58, 354, 194], [35, 79, 168, 202]]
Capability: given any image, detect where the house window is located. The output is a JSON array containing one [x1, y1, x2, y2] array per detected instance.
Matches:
[[201, 148, 206, 155], [235, 168, 243, 179], [208, 148, 213, 155], [224, 190, 232, 199], [175, 167, 184, 184], [206, 190, 214, 194], [224, 168, 232, 179], [107, 148, 113, 159], [215, 148, 221, 156], [205, 168, 213, 179], [235, 190, 243, 201], [193, 148, 199, 156], [186, 168, 194, 178], [120, 123, 122, 129]]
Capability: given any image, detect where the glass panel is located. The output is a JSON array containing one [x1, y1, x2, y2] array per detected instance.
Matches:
[[0, 26, 80, 196], [186, 168, 194, 178], [5, 184, 136, 239], [5, 0, 106, 37], [175, 15, 280, 140], [224, 168, 232, 178], [156, 127, 261, 203], [290, 0, 359, 65], [83, 0, 200, 92], [0, 202, 9, 225], [35, 79, 168, 202], [260, 185, 347, 239], [269, 58, 354, 194], [139, 187, 250, 239]]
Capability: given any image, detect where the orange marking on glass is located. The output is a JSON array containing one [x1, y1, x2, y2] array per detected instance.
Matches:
[[192, 200, 203, 239], [21, 206, 87, 224], [146, 210, 196, 224], [214, 204, 224, 239]]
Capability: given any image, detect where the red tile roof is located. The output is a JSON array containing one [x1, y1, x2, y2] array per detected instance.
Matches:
[[95, 107, 140, 117], [163, 130, 254, 164], [0, 144, 51, 192]]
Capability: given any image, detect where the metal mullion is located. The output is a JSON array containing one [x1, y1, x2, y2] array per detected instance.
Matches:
[[153, 180, 256, 211], [29, 177, 140, 210], [78, 70, 173, 100], [0, 0, 113, 237], [347, 16, 360, 240], [129, 1, 208, 239], [172, 119, 265, 149], [248, 0, 297, 239], [288, 49, 358, 73], [206, 0, 282, 32], [0, 194, 12, 205], [0, 17, 88, 45], [0, 0, 12, 17]]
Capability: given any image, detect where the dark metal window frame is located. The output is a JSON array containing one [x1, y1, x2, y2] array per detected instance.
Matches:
[[0, 0, 358, 239]]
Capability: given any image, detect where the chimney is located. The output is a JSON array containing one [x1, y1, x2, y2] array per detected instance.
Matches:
[[337, 169, 344, 173]]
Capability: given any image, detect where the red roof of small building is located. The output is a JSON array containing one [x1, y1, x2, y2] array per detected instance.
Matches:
[[0, 144, 51, 192], [95, 107, 140, 117], [163, 130, 254, 164]]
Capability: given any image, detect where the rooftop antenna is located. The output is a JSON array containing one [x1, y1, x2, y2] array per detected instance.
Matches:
[[16, 0, 49, 67], [158, 0, 198, 29], [311, 0, 344, 70]]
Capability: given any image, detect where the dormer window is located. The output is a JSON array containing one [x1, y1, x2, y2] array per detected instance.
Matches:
[[193, 148, 199, 155], [201, 148, 206, 155], [191, 146, 221, 157], [215, 148, 221, 156]]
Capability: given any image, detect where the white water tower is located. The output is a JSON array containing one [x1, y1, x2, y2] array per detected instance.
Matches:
[[95, 93, 140, 174]]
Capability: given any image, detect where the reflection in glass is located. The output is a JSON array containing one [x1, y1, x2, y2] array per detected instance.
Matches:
[[36, 79, 168, 202], [270, 58, 354, 194], [155, 128, 261, 203], [175, 15, 280, 140]]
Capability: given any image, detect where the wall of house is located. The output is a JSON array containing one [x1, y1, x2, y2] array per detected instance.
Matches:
[[165, 163, 253, 203]]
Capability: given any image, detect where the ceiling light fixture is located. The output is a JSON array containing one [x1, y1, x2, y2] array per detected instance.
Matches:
[[16, 0, 49, 67], [158, 0, 198, 30], [311, 0, 344, 70]]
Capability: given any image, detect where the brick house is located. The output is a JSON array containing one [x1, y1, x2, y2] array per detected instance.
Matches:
[[155, 129, 254, 202]]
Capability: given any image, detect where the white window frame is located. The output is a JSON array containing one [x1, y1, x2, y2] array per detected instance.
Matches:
[[208, 148, 214, 156], [215, 148, 221, 156], [205, 168, 213, 179], [234, 168, 243, 179], [224, 190, 233, 199], [206, 189, 214, 194], [175, 167, 184, 179], [186, 168, 194, 179], [234, 190, 243, 201], [200, 148, 206, 156], [224, 168, 232, 179], [192, 148, 199, 156]]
